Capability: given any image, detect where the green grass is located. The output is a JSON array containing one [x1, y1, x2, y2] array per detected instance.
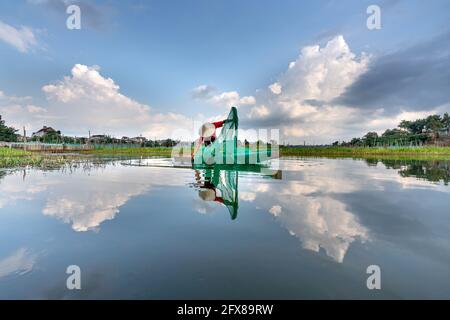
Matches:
[[76, 145, 450, 160], [0, 147, 76, 168], [280, 146, 450, 157], [0, 147, 31, 157], [81, 147, 173, 157], [2, 145, 450, 169]]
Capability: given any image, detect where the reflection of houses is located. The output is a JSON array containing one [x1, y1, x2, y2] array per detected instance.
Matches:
[[32, 126, 58, 138]]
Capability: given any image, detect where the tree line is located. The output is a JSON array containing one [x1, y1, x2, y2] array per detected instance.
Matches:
[[0, 116, 18, 142], [0, 115, 178, 147], [334, 113, 450, 147]]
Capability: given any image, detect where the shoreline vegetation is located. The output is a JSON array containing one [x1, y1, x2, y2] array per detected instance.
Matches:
[[280, 146, 450, 158], [0, 148, 83, 169], [2, 146, 450, 169]]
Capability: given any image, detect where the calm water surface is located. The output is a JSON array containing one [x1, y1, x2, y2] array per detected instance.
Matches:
[[0, 157, 449, 299]]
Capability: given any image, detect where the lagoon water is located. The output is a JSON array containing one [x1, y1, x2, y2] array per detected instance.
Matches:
[[0, 157, 449, 299]]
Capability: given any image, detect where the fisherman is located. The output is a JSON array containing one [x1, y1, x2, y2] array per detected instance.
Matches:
[[192, 119, 226, 159]]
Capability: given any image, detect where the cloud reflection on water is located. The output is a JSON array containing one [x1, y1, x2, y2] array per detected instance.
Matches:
[[0, 248, 36, 279], [0, 158, 449, 264], [0, 165, 191, 232]]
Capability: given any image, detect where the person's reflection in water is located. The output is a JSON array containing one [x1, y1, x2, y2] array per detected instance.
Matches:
[[194, 169, 239, 220]]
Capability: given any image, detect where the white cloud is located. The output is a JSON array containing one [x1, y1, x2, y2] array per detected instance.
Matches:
[[0, 90, 48, 132], [41, 64, 200, 138], [192, 35, 450, 143], [0, 20, 38, 53], [274, 35, 370, 108], [3, 64, 197, 138], [269, 82, 282, 95], [241, 35, 373, 143], [192, 36, 378, 143], [365, 109, 444, 135], [26, 105, 47, 114], [192, 84, 255, 108], [249, 105, 270, 119]]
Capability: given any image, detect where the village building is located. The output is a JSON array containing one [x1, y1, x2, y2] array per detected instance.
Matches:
[[89, 134, 108, 144], [32, 126, 58, 138]]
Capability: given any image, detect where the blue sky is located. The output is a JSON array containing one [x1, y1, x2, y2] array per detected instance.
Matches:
[[1, 0, 449, 143]]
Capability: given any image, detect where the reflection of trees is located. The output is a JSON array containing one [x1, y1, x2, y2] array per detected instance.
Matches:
[[367, 159, 450, 185]]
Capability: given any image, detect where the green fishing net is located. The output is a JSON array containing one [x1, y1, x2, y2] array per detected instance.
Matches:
[[193, 106, 276, 166]]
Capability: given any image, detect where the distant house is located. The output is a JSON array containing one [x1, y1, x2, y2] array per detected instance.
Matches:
[[76, 137, 88, 144], [17, 135, 31, 142], [89, 134, 108, 143], [119, 136, 146, 144], [121, 136, 131, 143], [32, 126, 58, 138], [131, 136, 147, 144]]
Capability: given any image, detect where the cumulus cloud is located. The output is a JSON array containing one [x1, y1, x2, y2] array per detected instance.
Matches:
[[3, 64, 197, 139], [0, 90, 48, 132], [239, 35, 372, 143], [192, 85, 256, 108], [238, 33, 450, 143], [248, 105, 270, 119], [4, 65, 200, 141], [26, 105, 48, 114], [0, 20, 38, 53], [268, 82, 282, 95]]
